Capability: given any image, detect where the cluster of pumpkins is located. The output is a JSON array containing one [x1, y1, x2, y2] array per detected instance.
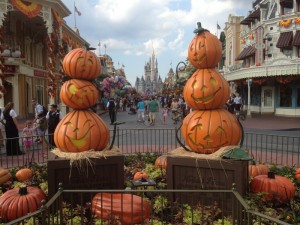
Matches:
[[54, 48, 110, 152], [181, 22, 242, 154]]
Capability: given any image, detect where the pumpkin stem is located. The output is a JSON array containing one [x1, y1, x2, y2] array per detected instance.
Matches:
[[19, 186, 28, 195], [193, 22, 209, 34], [267, 172, 275, 179]]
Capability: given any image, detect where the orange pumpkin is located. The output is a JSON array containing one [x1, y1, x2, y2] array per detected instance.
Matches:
[[63, 48, 101, 80], [188, 22, 222, 69], [295, 168, 300, 180], [133, 172, 149, 181], [248, 162, 269, 178], [54, 110, 110, 152], [16, 168, 33, 182], [0, 168, 12, 185], [92, 193, 151, 225], [183, 68, 230, 110], [155, 155, 167, 170], [181, 109, 242, 154], [251, 172, 295, 203], [60, 79, 98, 109]]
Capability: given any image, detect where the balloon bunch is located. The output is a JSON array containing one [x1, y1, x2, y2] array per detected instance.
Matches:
[[100, 76, 126, 95]]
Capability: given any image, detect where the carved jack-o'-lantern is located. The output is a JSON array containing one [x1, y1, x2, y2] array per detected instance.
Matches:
[[188, 22, 222, 69], [63, 48, 101, 80], [181, 109, 242, 154], [183, 68, 230, 110], [60, 79, 98, 109], [54, 110, 109, 152]]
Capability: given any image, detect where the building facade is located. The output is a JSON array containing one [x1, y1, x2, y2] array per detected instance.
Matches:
[[224, 0, 300, 117], [0, 0, 88, 118], [135, 50, 163, 95]]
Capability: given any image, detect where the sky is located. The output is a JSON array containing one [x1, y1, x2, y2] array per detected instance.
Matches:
[[61, 0, 252, 86]]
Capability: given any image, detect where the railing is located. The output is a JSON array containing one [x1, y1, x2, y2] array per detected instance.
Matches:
[[0, 128, 299, 168], [5, 184, 290, 225]]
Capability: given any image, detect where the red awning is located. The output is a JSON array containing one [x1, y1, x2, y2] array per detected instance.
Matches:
[[236, 46, 256, 60], [292, 30, 300, 46], [276, 31, 293, 48], [241, 9, 260, 25]]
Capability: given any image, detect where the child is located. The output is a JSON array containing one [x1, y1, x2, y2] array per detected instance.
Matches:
[[162, 106, 169, 125], [34, 115, 48, 158], [22, 120, 34, 165]]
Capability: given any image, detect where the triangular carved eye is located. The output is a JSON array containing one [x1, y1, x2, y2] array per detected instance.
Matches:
[[216, 126, 226, 134], [210, 77, 217, 86]]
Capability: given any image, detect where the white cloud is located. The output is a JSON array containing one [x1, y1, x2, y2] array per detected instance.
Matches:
[[168, 29, 184, 50]]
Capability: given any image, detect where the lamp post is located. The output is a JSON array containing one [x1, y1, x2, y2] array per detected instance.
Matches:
[[230, 81, 235, 93], [246, 78, 252, 116]]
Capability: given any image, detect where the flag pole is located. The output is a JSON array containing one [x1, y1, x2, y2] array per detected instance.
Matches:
[[74, 2, 77, 28], [216, 21, 218, 38]]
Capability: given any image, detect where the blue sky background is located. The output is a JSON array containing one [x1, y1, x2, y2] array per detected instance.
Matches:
[[61, 0, 252, 86]]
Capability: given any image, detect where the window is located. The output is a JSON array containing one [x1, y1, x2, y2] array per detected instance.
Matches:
[[282, 47, 293, 58], [36, 79, 44, 105], [281, 1, 293, 14], [279, 84, 292, 107]]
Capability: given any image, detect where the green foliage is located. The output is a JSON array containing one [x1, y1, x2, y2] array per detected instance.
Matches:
[[153, 195, 169, 214], [269, 164, 296, 181]]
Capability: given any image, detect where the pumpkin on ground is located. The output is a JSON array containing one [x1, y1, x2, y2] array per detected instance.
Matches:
[[60, 79, 98, 109], [181, 109, 242, 154], [183, 68, 230, 110], [62, 48, 101, 80], [0, 168, 12, 185], [155, 155, 167, 170], [250, 172, 295, 203], [15, 168, 33, 182], [54, 110, 110, 152], [133, 171, 149, 181], [0, 186, 46, 222], [188, 22, 222, 69], [92, 193, 151, 225], [248, 162, 269, 178], [295, 168, 300, 180]]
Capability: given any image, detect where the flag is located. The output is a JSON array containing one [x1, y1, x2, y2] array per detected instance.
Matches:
[[122, 64, 125, 68], [217, 23, 221, 29], [104, 44, 107, 48], [75, 6, 81, 16], [98, 41, 101, 47]]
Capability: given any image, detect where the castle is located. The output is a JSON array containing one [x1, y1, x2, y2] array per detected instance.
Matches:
[[135, 50, 163, 95]]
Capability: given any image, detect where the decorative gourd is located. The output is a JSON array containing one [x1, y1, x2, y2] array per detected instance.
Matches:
[[0, 186, 46, 222], [248, 162, 269, 178], [155, 155, 167, 170], [63, 48, 101, 80], [133, 171, 149, 181], [92, 193, 151, 225], [188, 22, 222, 69], [15, 168, 33, 182], [60, 79, 98, 109], [295, 168, 300, 180], [183, 68, 230, 110], [250, 172, 295, 203], [181, 109, 242, 154], [0, 168, 12, 185], [54, 110, 110, 152]]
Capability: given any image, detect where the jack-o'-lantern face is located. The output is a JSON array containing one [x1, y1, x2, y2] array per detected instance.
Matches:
[[181, 109, 242, 154], [188, 29, 222, 69], [183, 69, 230, 110], [60, 79, 98, 109], [54, 110, 110, 152], [63, 48, 101, 80]]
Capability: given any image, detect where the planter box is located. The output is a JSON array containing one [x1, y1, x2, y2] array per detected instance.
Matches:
[[47, 153, 124, 204], [167, 156, 248, 215]]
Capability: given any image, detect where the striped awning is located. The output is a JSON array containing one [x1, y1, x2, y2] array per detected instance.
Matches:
[[241, 9, 260, 25], [276, 31, 293, 48], [236, 46, 256, 61], [292, 30, 300, 46]]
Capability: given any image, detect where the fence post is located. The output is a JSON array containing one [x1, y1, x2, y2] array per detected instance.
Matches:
[[40, 200, 47, 224]]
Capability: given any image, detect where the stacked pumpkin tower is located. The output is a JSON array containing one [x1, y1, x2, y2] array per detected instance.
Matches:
[[182, 23, 242, 154], [54, 48, 110, 153]]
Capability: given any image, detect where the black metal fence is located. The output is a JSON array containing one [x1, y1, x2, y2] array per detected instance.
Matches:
[[5, 184, 290, 225], [0, 128, 299, 169]]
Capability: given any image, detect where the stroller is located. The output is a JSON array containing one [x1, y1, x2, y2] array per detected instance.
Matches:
[[128, 107, 137, 115], [171, 108, 182, 124]]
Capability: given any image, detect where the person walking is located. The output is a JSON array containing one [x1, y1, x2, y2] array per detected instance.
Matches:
[[32, 98, 47, 143], [46, 104, 63, 148], [136, 98, 145, 122], [106, 98, 116, 125], [148, 96, 159, 125], [234, 93, 242, 116], [162, 105, 169, 125], [1, 102, 23, 156]]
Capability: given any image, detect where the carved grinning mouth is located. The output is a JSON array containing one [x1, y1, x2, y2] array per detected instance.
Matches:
[[65, 120, 94, 148]]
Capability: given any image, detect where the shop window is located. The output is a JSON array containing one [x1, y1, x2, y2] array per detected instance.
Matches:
[[282, 47, 293, 58], [297, 85, 300, 107], [279, 84, 292, 107]]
